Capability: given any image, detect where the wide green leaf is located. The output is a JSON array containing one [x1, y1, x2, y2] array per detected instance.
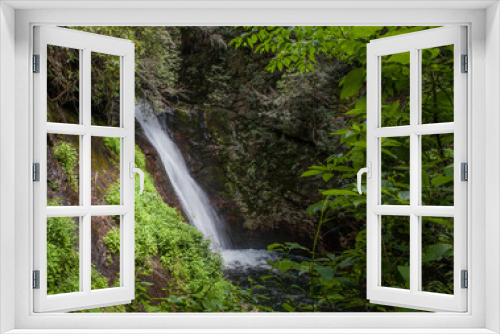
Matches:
[[340, 68, 365, 99], [422, 243, 452, 263], [431, 175, 453, 186], [301, 170, 324, 177], [321, 189, 358, 196]]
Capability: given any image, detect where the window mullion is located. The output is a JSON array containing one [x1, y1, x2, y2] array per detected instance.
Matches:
[[82, 213, 91, 293], [82, 48, 91, 208], [409, 47, 421, 294], [82, 48, 92, 294], [78, 49, 85, 292]]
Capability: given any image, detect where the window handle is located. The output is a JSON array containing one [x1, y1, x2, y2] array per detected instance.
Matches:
[[129, 162, 145, 195], [357, 162, 371, 195]]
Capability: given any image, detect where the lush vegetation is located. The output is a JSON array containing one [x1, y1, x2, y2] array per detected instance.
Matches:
[[46, 214, 109, 295], [47, 139, 254, 311], [231, 26, 454, 310], [98, 140, 254, 312], [45, 26, 455, 313]]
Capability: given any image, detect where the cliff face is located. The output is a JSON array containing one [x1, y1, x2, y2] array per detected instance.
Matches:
[[169, 27, 349, 249], [161, 107, 322, 248]]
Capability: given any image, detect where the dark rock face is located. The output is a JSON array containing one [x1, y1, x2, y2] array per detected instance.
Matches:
[[162, 110, 243, 213], [173, 27, 350, 251], [157, 107, 320, 249]]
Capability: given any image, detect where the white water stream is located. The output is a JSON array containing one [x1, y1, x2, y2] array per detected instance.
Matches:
[[136, 104, 230, 250], [136, 104, 274, 268]]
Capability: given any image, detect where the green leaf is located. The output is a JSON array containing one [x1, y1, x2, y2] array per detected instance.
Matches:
[[422, 243, 452, 263], [321, 189, 358, 196], [388, 52, 410, 64], [322, 173, 333, 182], [301, 170, 324, 177], [315, 264, 335, 280], [431, 175, 453, 186], [285, 242, 310, 251], [275, 259, 295, 272], [331, 166, 355, 172], [267, 243, 284, 251], [397, 265, 410, 286], [340, 68, 365, 99]]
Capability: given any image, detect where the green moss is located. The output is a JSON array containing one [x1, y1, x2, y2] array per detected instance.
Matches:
[[104, 227, 120, 255], [91, 266, 109, 290], [47, 216, 80, 295], [103, 137, 121, 155], [53, 141, 79, 191]]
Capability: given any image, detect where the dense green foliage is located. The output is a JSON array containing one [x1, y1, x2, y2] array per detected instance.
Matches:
[[47, 139, 253, 311], [46, 205, 118, 294], [49, 27, 182, 126], [52, 141, 79, 191], [47, 27, 255, 313], [105, 142, 252, 312], [232, 26, 454, 310], [46, 25, 455, 313]]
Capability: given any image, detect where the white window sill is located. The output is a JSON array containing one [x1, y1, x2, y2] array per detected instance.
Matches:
[[4, 330, 498, 334]]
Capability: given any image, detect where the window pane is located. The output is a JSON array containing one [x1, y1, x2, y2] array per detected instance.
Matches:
[[381, 136, 410, 205], [381, 52, 410, 127], [421, 134, 454, 206], [91, 137, 120, 205], [47, 216, 80, 295], [47, 45, 80, 124], [47, 134, 80, 206], [381, 215, 410, 289], [91, 216, 121, 290], [91, 52, 121, 127], [421, 45, 454, 124], [421, 217, 454, 294]]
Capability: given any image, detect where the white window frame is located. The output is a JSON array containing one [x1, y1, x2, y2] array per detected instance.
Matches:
[[33, 26, 136, 313], [0, 1, 499, 333], [366, 26, 468, 312]]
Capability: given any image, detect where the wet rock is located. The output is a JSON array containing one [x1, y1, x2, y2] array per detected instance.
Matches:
[[174, 131, 191, 141], [190, 161, 204, 173]]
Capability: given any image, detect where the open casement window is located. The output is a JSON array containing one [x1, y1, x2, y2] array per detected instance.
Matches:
[[33, 26, 140, 312], [364, 26, 467, 312]]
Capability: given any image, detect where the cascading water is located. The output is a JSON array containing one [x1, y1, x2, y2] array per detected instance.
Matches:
[[135, 103, 277, 272], [135, 103, 230, 251]]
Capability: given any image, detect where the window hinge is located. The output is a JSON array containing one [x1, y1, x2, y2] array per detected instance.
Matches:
[[461, 162, 468, 181], [461, 54, 468, 73], [33, 54, 40, 73], [33, 163, 40, 182], [461, 270, 468, 289], [33, 270, 40, 289]]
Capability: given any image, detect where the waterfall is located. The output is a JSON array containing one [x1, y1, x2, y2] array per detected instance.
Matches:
[[135, 104, 230, 251]]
